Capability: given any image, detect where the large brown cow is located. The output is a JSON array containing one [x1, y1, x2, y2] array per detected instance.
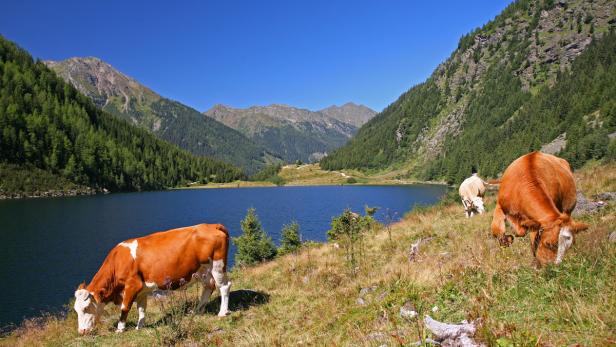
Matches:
[[73, 223, 231, 334], [491, 152, 589, 265]]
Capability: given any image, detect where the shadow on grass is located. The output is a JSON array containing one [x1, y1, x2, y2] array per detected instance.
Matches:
[[202, 289, 270, 314], [151, 289, 269, 327]]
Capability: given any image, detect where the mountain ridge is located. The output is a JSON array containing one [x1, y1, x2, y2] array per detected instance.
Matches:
[[44, 57, 275, 174], [204, 102, 376, 163]]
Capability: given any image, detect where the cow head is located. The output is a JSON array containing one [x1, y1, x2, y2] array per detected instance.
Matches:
[[74, 283, 103, 334], [534, 216, 589, 265], [471, 197, 485, 214]]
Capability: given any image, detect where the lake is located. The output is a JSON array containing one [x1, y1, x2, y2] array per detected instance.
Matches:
[[0, 184, 447, 329]]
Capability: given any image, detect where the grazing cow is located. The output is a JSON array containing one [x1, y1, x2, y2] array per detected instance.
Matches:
[[491, 152, 589, 265], [459, 173, 486, 217], [73, 223, 231, 334]]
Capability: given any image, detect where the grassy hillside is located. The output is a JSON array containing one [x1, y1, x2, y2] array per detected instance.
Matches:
[[46, 58, 275, 174], [321, 0, 616, 183], [181, 163, 438, 189], [3, 162, 614, 346], [0, 35, 244, 193]]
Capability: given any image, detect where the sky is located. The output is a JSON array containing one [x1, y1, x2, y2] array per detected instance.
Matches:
[[1, 0, 511, 113]]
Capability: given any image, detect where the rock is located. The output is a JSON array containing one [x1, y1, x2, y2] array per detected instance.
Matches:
[[574, 191, 606, 216], [595, 192, 616, 201], [540, 133, 566, 155], [359, 286, 377, 297], [424, 315, 484, 347], [356, 297, 367, 306], [400, 302, 418, 319], [609, 231, 616, 243]]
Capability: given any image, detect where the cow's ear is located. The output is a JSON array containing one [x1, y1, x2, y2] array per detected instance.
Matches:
[[77, 282, 86, 290], [570, 220, 589, 233], [93, 290, 103, 304]]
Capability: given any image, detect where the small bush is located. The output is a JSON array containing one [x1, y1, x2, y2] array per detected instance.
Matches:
[[233, 208, 277, 266], [346, 177, 357, 184], [327, 209, 376, 274], [279, 221, 302, 255]]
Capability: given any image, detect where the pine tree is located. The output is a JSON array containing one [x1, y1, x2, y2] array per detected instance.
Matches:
[[233, 208, 277, 266], [279, 221, 302, 255]]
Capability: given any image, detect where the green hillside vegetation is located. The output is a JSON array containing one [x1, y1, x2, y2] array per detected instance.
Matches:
[[428, 28, 616, 182], [0, 35, 244, 192], [321, 0, 616, 183], [46, 58, 274, 174], [0, 163, 92, 197]]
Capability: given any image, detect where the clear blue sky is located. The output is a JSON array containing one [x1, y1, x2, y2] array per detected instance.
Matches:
[[1, 0, 511, 112]]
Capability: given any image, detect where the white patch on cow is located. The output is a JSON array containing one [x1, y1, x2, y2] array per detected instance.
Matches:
[[472, 197, 485, 214], [555, 227, 573, 264], [212, 259, 231, 316], [119, 240, 138, 260], [145, 281, 158, 290], [74, 289, 99, 334], [121, 303, 126, 310], [136, 296, 147, 329], [116, 320, 126, 332]]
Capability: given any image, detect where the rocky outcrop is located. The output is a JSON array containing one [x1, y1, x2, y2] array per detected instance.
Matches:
[[540, 133, 567, 155]]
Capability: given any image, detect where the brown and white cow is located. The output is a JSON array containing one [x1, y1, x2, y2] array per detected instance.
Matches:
[[73, 223, 231, 334], [491, 152, 589, 265], [459, 173, 487, 217]]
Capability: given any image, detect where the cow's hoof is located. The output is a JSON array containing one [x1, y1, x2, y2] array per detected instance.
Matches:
[[499, 235, 514, 247], [116, 328, 125, 333], [217, 311, 229, 317]]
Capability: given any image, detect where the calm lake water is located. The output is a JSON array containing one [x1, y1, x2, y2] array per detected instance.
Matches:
[[0, 184, 447, 329]]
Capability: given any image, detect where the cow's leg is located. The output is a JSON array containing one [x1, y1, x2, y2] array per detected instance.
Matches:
[[508, 217, 527, 237], [135, 294, 147, 330], [461, 199, 470, 218], [212, 259, 231, 317], [117, 280, 143, 332], [491, 203, 512, 246], [196, 270, 215, 313]]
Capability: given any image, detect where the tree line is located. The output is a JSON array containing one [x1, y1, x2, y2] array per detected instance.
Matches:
[[0, 35, 244, 192]]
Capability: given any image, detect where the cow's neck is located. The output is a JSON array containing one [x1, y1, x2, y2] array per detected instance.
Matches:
[[86, 267, 117, 304]]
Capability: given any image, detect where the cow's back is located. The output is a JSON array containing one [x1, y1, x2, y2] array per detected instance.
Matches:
[[459, 175, 485, 200], [126, 224, 228, 287], [498, 152, 576, 219]]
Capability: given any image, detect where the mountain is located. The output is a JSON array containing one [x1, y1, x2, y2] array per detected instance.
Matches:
[[321, 0, 616, 183], [320, 102, 377, 127], [44, 57, 273, 174], [0, 35, 244, 194], [204, 103, 376, 163]]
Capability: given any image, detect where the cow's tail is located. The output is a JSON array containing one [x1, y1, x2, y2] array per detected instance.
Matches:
[[215, 224, 229, 234]]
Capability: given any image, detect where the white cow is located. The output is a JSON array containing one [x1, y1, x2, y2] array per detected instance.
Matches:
[[459, 173, 486, 217]]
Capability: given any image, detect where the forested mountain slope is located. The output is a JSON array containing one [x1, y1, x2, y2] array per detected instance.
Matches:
[[45, 57, 274, 173], [204, 103, 375, 163], [321, 0, 616, 183], [0, 35, 244, 193]]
